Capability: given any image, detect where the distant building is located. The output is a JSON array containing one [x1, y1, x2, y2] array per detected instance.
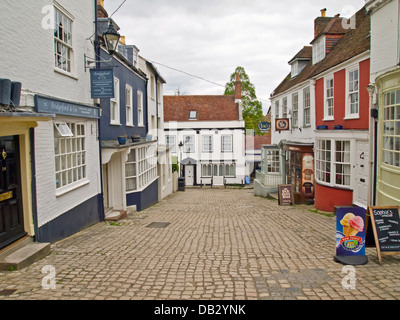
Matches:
[[164, 75, 246, 186]]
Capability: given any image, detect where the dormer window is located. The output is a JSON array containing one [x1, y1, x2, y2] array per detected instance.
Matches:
[[189, 111, 197, 120], [291, 62, 299, 78], [312, 36, 325, 64]]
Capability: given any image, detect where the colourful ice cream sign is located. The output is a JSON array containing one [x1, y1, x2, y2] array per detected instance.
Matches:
[[336, 207, 366, 256]]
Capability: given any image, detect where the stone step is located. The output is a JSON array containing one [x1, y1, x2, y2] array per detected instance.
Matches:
[[0, 238, 50, 271]]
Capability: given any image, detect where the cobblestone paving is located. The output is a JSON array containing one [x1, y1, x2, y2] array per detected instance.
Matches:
[[1, 188, 400, 300]]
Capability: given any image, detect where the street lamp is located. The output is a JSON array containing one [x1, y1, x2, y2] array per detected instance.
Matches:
[[85, 18, 121, 70], [103, 20, 121, 55], [178, 141, 184, 177]]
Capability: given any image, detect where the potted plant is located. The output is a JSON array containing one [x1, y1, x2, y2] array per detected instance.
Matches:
[[131, 134, 141, 143], [118, 134, 127, 145]]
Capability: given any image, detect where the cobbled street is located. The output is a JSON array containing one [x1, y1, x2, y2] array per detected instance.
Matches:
[[1, 188, 400, 300]]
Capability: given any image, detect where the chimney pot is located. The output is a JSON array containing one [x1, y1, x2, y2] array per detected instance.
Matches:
[[321, 8, 327, 17], [235, 73, 242, 100]]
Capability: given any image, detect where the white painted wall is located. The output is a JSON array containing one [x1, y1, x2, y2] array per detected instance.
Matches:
[[165, 121, 246, 184], [1, 0, 95, 108], [0, 1, 101, 227], [271, 79, 316, 146], [368, 0, 400, 82]]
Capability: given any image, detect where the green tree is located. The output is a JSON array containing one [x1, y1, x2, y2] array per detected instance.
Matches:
[[224, 66, 265, 134]]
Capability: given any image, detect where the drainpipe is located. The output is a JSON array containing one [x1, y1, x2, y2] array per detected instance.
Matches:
[[366, 83, 376, 206], [94, 0, 105, 221]]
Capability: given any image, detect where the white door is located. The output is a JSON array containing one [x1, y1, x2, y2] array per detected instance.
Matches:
[[185, 165, 194, 186], [354, 141, 369, 208]]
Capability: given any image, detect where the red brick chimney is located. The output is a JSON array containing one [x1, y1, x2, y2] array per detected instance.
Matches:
[[235, 73, 242, 100]]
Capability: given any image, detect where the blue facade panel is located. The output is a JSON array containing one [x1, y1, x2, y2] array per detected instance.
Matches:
[[98, 50, 148, 141], [126, 179, 159, 211]]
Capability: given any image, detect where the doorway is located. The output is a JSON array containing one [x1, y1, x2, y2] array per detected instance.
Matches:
[[353, 140, 369, 208], [185, 165, 194, 186], [0, 136, 26, 249]]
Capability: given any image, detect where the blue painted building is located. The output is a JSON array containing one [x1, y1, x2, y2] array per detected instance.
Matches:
[[96, 14, 159, 219]]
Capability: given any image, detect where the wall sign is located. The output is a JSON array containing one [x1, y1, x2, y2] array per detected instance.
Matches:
[[257, 121, 271, 133], [90, 68, 115, 99], [275, 118, 290, 131], [367, 206, 400, 264], [35, 95, 99, 119], [278, 184, 294, 206]]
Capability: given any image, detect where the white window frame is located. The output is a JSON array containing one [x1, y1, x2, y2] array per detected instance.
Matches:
[[166, 135, 176, 153], [54, 122, 87, 191], [221, 135, 233, 153], [54, 5, 74, 74], [183, 135, 195, 153], [303, 87, 311, 127], [202, 135, 213, 153], [201, 164, 212, 177], [125, 145, 158, 193], [266, 149, 280, 174], [291, 61, 299, 78], [110, 77, 120, 125], [312, 36, 325, 65], [189, 111, 197, 120], [275, 100, 280, 119], [324, 76, 334, 121], [282, 97, 288, 119], [225, 163, 236, 177], [382, 90, 400, 168], [137, 90, 144, 127], [315, 138, 351, 188], [126, 84, 133, 126], [292, 93, 299, 127], [345, 67, 360, 119]]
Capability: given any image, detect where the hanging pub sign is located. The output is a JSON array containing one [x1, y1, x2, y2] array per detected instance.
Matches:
[[366, 206, 400, 264], [90, 68, 115, 99], [278, 184, 294, 206], [275, 118, 290, 131], [334, 206, 368, 265], [257, 121, 271, 133]]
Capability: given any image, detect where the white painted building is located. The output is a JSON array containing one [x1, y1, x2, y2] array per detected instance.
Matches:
[[164, 79, 246, 186], [138, 56, 173, 200], [0, 0, 102, 245]]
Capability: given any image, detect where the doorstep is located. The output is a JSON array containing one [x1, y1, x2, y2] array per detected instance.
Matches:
[[105, 210, 127, 221], [0, 237, 50, 271]]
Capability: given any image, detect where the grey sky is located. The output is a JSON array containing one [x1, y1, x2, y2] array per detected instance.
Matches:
[[104, 0, 366, 113]]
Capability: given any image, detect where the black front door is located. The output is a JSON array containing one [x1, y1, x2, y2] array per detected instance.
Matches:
[[0, 136, 26, 249]]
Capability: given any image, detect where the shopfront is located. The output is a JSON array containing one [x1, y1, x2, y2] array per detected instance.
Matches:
[[283, 142, 314, 204]]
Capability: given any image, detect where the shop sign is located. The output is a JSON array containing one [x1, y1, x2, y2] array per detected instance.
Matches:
[[90, 68, 115, 99], [35, 95, 100, 119], [0, 191, 12, 203], [367, 206, 400, 264], [336, 207, 366, 257], [257, 121, 271, 133], [275, 118, 290, 131], [278, 184, 294, 206]]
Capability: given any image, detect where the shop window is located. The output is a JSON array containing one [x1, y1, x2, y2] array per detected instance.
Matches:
[[54, 123, 86, 189], [126, 145, 158, 192], [266, 149, 280, 173], [315, 139, 351, 187], [382, 90, 400, 167], [202, 164, 212, 177]]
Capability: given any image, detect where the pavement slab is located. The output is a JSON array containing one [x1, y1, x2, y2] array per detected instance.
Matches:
[[1, 188, 400, 300]]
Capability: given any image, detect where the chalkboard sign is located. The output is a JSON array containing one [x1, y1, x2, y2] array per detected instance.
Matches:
[[368, 206, 400, 264], [278, 184, 294, 206], [90, 68, 114, 99]]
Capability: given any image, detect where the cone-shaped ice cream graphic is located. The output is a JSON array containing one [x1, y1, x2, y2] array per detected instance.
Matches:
[[340, 213, 364, 237]]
